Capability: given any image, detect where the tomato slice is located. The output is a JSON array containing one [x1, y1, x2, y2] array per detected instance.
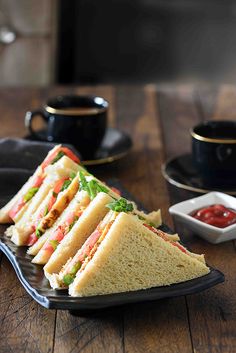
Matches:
[[41, 146, 61, 170], [144, 224, 187, 254], [45, 177, 68, 215], [51, 226, 65, 243], [33, 175, 44, 188], [64, 212, 76, 226], [8, 175, 45, 221], [54, 178, 68, 194], [65, 228, 102, 275], [9, 146, 79, 221], [41, 146, 80, 170], [43, 227, 65, 252], [9, 196, 26, 220], [61, 147, 80, 164], [42, 210, 83, 254], [110, 187, 121, 196], [27, 232, 38, 246]]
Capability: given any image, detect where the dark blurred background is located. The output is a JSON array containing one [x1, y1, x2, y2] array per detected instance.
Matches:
[[1, 0, 236, 85], [57, 0, 236, 85]]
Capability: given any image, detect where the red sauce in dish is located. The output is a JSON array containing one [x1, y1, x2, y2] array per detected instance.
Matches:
[[190, 204, 236, 228]]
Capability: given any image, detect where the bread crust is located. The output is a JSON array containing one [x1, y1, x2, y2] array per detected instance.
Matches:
[[44, 192, 113, 283], [69, 212, 209, 297]]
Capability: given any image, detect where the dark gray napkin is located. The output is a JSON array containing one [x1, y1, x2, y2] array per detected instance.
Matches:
[[0, 138, 79, 206], [0, 138, 58, 170]]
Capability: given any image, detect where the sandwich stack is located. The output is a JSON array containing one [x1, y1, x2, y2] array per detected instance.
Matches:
[[0, 145, 210, 297]]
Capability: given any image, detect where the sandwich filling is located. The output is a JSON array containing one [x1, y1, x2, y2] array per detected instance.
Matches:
[[60, 198, 162, 287], [61, 208, 194, 286], [143, 224, 187, 254], [27, 173, 78, 246], [41, 146, 80, 170], [61, 211, 118, 286], [42, 205, 88, 254], [8, 146, 80, 221], [28, 171, 115, 248], [9, 175, 44, 220]]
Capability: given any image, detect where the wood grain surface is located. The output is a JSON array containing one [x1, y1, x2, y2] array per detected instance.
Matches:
[[0, 85, 235, 353]]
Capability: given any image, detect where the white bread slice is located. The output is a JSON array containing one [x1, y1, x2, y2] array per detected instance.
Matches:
[[0, 145, 66, 224], [165, 233, 179, 242], [9, 158, 80, 246], [11, 173, 79, 246], [4, 225, 16, 238], [15, 177, 56, 227], [6, 155, 79, 227], [29, 190, 90, 258], [44, 192, 113, 284], [44, 155, 80, 177], [134, 209, 162, 228], [35, 172, 80, 235], [69, 212, 210, 297], [51, 213, 179, 290], [0, 167, 41, 223], [9, 177, 57, 245]]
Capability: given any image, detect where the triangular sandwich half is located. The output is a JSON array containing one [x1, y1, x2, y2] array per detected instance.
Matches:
[[30, 170, 164, 264], [0, 145, 80, 224], [58, 210, 209, 297], [10, 165, 83, 246], [5, 155, 80, 240], [44, 192, 114, 282], [48, 198, 178, 290]]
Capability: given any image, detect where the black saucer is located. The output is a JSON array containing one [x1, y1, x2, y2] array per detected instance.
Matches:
[[25, 127, 132, 166], [162, 154, 236, 195]]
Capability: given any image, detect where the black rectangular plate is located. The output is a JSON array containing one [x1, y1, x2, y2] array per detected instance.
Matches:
[[0, 180, 224, 311]]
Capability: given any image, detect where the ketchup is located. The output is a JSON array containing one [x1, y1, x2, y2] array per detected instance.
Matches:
[[190, 204, 236, 228]]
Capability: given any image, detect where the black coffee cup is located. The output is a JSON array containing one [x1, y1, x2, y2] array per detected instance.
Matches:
[[191, 120, 236, 188], [25, 95, 108, 159]]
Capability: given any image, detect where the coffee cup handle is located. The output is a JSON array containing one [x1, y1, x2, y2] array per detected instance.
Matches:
[[25, 110, 48, 140]]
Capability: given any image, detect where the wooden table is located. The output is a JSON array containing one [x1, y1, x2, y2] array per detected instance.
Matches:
[[0, 85, 235, 353]]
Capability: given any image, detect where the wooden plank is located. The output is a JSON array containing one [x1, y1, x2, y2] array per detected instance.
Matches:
[[157, 84, 202, 159], [185, 240, 236, 353], [159, 84, 236, 353], [54, 309, 123, 353], [54, 85, 124, 353], [209, 84, 236, 120], [0, 254, 55, 353], [124, 300, 191, 353], [115, 84, 171, 221], [184, 86, 236, 353], [194, 85, 219, 121], [115, 85, 193, 353], [196, 84, 236, 121], [0, 88, 43, 138]]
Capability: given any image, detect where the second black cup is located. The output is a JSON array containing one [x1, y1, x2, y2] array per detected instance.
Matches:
[[191, 120, 236, 188], [25, 95, 108, 160]]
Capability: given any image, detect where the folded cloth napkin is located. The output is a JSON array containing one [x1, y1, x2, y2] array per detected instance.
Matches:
[[0, 138, 58, 170], [0, 138, 79, 206]]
